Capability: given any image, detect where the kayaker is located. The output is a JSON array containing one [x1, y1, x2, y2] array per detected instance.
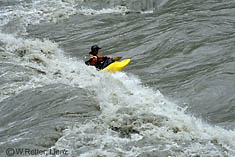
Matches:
[[85, 45, 114, 70]]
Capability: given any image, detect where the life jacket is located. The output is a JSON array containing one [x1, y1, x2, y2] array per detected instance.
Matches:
[[85, 54, 107, 70]]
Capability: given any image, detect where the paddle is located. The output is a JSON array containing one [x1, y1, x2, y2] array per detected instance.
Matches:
[[113, 56, 122, 61]]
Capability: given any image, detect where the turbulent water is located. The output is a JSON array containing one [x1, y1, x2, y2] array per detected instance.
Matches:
[[1, 0, 235, 156]]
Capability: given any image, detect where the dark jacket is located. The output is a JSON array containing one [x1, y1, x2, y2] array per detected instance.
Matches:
[[85, 54, 108, 70]]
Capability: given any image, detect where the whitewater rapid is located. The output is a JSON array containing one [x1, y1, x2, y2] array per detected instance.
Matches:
[[1, 0, 235, 156]]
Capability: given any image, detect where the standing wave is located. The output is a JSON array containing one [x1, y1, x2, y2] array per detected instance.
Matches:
[[0, 33, 235, 156]]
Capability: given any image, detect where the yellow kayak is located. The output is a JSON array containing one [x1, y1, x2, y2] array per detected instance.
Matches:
[[101, 59, 131, 73]]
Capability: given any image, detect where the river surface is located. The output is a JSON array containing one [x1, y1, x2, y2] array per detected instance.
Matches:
[[0, 0, 235, 156]]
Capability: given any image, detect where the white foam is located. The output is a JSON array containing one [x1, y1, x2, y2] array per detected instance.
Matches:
[[0, 0, 155, 35], [141, 10, 154, 14], [0, 0, 78, 35], [1, 33, 235, 156], [78, 6, 155, 16], [78, 6, 130, 15]]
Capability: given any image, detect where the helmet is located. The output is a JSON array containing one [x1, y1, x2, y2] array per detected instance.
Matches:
[[90, 45, 101, 54]]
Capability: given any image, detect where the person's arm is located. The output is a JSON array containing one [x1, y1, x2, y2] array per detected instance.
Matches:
[[85, 56, 97, 65], [85, 58, 92, 65], [96, 56, 108, 62]]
